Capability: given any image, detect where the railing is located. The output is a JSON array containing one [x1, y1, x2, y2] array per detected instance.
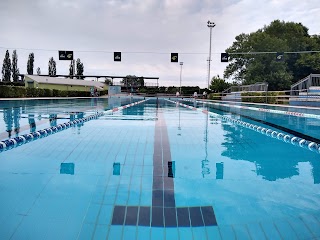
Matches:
[[222, 82, 268, 94], [210, 90, 291, 104], [290, 74, 320, 96], [111, 82, 159, 87]]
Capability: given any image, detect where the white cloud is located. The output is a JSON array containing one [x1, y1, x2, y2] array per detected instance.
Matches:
[[0, 0, 319, 87]]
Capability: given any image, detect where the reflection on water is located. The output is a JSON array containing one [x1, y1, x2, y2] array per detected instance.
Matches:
[[216, 162, 224, 179], [28, 114, 36, 132], [208, 103, 320, 141], [0, 99, 109, 140], [168, 161, 175, 178], [3, 108, 21, 138], [220, 121, 320, 183]]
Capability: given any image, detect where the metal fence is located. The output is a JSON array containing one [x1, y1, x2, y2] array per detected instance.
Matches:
[[291, 74, 320, 96], [222, 82, 268, 94], [111, 82, 159, 87]]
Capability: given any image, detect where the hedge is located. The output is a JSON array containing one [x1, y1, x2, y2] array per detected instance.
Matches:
[[241, 91, 281, 104], [209, 93, 222, 100], [0, 86, 108, 98]]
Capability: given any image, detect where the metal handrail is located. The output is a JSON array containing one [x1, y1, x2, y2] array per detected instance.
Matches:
[[290, 74, 320, 96], [222, 82, 268, 94]]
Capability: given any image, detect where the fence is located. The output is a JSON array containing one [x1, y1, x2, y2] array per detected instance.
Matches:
[[222, 82, 268, 94], [290, 74, 320, 96]]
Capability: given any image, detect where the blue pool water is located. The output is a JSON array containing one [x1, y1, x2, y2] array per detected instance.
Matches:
[[0, 97, 320, 240]]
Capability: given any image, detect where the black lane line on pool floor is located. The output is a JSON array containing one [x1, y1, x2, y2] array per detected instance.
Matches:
[[111, 106, 218, 227]]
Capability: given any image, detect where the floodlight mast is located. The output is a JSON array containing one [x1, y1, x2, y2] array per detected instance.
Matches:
[[179, 62, 183, 95], [207, 20, 216, 90]]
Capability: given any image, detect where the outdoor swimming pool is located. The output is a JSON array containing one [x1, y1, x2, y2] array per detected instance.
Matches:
[[0, 97, 319, 240]]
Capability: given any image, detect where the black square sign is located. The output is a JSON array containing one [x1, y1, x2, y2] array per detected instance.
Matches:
[[59, 50, 73, 60], [171, 53, 178, 62], [114, 52, 121, 62], [65, 51, 73, 60], [276, 52, 284, 61], [221, 53, 229, 62]]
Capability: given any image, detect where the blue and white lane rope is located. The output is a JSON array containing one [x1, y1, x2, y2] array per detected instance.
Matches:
[[167, 99, 320, 155], [185, 99, 320, 120], [0, 99, 147, 153]]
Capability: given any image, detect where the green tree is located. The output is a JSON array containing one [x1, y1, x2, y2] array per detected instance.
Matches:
[[48, 57, 56, 76], [36, 67, 41, 75], [69, 61, 74, 77], [121, 75, 142, 92], [294, 35, 320, 75], [137, 76, 144, 87], [11, 50, 19, 82], [27, 53, 34, 75], [105, 77, 112, 85], [224, 33, 252, 83], [224, 20, 320, 90], [121, 75, 138, 86], [2, 50, 11, 81], [76, 58, 84, 79], [210, 75, 231, 92]]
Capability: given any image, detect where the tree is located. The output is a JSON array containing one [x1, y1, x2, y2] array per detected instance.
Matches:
[[2, 50, 11, 81], [76, 58, 84, 79], [48, 57, 56, 76], [121, 75, 139, 86], [224, 20, 320, 90], [210, 75, 231, 92], [105, 78, 112, 85], [11, 50, 19, 82], [27, 53, 34, 75], [69, 61, 74, 77], [137, 76, 144, 87], [121, 75, 140, 92], [224, 33, 252, 83], [36, 67, 41, 75]]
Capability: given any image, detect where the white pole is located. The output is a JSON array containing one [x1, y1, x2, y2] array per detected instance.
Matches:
[[207, 21, 215, 90], [72, 59, 75, 79], [179, 62, 183, 95], [208, 27, 212, 90]]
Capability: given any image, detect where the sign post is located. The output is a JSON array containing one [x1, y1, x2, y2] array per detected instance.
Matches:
[[59, 50, 74, 78]]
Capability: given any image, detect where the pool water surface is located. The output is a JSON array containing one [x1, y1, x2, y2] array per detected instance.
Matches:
[[0, 97, 319, 240]]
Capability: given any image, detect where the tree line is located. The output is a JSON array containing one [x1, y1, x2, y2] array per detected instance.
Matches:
[[225, 20, 320, 91], [1, 50, 84, 81], [210, 20, 320, 92]]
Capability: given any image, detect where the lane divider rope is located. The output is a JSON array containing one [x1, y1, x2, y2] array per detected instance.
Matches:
[[184, 99, 320, 120], [0, 99, 148, 153], [166, 99, 320, 155]]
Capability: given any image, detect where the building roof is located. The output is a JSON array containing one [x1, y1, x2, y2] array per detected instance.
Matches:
[[25, 75, 106, 90]]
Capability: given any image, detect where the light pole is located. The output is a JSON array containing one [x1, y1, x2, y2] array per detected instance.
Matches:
[[207, 20, 216, 90], [179, 62, 183, 95]]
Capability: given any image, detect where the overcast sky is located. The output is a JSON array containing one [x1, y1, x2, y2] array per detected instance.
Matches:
[[0, 0, 319, 87]]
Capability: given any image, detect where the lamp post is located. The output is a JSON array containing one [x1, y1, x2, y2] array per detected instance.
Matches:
[[207, 20, 216, 90], [179, 62, 183, 95]]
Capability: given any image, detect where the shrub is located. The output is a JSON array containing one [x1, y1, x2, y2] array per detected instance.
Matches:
[[209, 93, 222, 100], [0, 86, 95, 98], [241, 91, 281, 104]]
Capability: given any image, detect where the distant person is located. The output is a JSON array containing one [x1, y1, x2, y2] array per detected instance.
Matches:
[[193, 92, 198, 98], [176, 91, 180, 97], [203, 91, 207, 99]]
